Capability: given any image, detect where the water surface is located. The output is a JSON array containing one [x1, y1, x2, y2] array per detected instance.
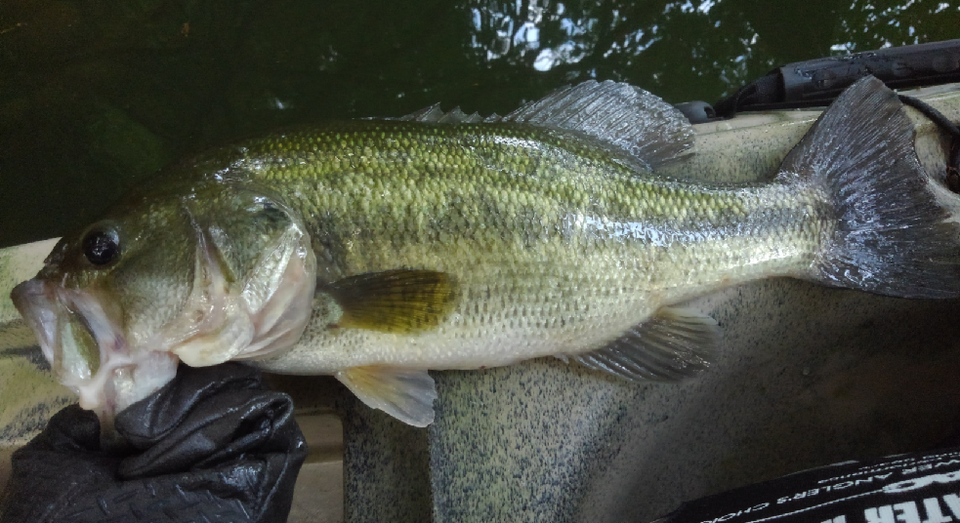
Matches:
[[1, 0, 958, 247]]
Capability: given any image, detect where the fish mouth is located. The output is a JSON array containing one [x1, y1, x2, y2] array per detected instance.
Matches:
[[10, 279, 178, 423]]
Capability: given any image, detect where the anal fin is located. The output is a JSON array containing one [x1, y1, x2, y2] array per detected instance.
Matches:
[[336, 366, 437, 427], [575, 306, 720, 382]]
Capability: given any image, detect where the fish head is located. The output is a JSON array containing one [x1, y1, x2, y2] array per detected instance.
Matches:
[[11, 180, 317, 424]]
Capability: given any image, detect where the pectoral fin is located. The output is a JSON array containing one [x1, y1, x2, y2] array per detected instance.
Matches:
[[336, 366, 437, 427], [575, 306, 720, 382], [323, 269, 458, 333]]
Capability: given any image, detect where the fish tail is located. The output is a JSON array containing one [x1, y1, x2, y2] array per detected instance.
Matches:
[[781, 75, 960, 298]]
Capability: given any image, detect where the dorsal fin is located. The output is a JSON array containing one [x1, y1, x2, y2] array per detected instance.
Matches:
[[502, 80, 694, 168], [397, 81, 694, 169], [399, 104, 491, 124]]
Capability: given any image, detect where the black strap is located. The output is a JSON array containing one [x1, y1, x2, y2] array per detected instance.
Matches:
[[898, 95, 960, 192], [715, 39, 960, 117]]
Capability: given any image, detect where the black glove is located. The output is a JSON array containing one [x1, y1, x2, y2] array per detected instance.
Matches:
[[0, 362, 307, 523]]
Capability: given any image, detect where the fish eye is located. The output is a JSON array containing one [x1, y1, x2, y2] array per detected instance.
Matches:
[[82, 226, 121, 266]]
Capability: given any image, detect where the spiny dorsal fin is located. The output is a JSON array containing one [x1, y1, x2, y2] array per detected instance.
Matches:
[[399, 103, 491, 124], [575, 306, 720, 381], [336, 366, 437, 427]]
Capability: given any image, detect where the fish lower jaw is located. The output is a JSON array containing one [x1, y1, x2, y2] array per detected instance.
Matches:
[[67, 348, 180, 423]]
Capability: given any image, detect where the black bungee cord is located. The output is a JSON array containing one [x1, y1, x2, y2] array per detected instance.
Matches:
[[897, 94, 960, 193]]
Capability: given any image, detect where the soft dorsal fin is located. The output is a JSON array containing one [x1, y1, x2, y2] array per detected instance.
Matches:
[[398, 81, 693, 169], [574, 306, 720, 382], [501, 80, 695, 169]]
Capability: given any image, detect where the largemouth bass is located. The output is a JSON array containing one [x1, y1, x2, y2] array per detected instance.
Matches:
[[11, 77, 960, 427]]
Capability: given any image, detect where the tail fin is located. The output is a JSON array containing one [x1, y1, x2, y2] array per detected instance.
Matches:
[[779, 75, 960, 298]]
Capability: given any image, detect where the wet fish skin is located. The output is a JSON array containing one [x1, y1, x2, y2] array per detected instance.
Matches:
[[10, 77, 960, 427], [216, 120, 830, 373]]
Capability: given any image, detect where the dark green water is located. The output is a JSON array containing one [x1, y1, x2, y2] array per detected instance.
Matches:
[[1, 0, 958, 248]]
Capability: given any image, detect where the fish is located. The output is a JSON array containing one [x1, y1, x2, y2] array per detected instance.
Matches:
[[10, 76, 960, 427]]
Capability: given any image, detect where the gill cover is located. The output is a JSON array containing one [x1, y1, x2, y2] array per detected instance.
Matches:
[[157, 189, 318, 367]]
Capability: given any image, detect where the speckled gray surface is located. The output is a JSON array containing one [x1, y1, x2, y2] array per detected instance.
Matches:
[[424, 282, 960, 522], [339, 391, 432, 522]]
